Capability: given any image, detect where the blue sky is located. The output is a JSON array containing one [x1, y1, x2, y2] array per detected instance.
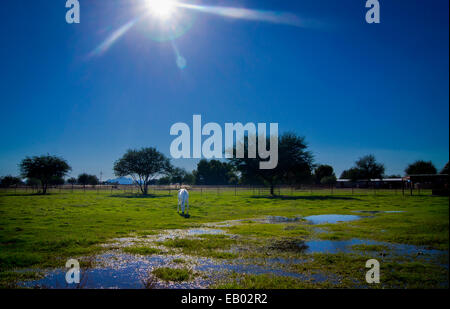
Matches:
[[0, 0, 448, 180]]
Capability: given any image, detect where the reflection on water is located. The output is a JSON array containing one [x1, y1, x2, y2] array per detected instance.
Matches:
[[304, 214, 362, 224], [19, 251, 328, 289]]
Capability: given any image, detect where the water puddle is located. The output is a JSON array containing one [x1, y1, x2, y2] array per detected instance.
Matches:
[[16, 218, 448, 289], [19, 250, 329, 289], [302, 238, 448, 261], [304, 214, 362, 224]]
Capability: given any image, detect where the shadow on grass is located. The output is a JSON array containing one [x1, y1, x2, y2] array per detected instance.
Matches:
[[178, 212, 191, 218], [0, 193, 53, 197], [249, 195, 360, 201], [108, 193, 172, 199]]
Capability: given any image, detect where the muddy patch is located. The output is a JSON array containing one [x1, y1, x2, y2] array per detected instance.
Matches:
[[268, 239, 308, 252], [107, 228, 228, 247], [259, 216, 303, 223]]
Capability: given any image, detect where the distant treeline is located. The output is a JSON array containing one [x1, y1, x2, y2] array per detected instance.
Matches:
[[1, 132, 448, 195]]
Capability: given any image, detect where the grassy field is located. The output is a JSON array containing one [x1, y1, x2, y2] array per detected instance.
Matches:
[[0, 189, 448, 288]]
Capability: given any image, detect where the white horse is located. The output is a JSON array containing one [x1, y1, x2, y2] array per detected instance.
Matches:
[[177, 188, 189, 215]]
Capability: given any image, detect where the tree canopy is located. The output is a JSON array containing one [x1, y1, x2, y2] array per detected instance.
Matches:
[[441, 162, 449, 174], [0, 175, 23, 188], [77, 173, 99, 188], [340, 167, 361, 181], [114, 147, 172, 195], [314, 164, 335, 184], [405, 160, 437, 175], [160, 167, 195, 185], [355, 155, 385, 180], [193, 159, 236, 185], [67, 177, 77, 185], [340, 155, 384, 182], [19, 155, 71, 194], [228, 132, 314, 195]]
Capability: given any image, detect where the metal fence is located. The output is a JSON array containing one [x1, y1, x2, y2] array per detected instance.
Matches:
[[0, 184, 435, 196]]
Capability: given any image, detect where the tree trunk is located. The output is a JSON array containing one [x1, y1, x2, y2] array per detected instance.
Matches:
[[270, 184, 274, 196], [42, 183, 47, 195], [143, 185, 148, 195]]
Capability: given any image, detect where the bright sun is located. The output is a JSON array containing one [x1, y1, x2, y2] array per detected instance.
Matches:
[[146, 0, 177, 20]]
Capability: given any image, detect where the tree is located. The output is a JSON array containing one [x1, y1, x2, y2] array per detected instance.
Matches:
[[441, 162, 449, 174], [114, 147, 172, 195], [67, 177, 77, 189], [167, 167, 196, 185], [314, 164, 335, 184], [340, 167, 361, 181], [19, 155, 71, 194], [355, 155, 385, 180], [183, 172, 195, 185], [320, 175, 337, 186], [26, 178, 41, 189], [405, 160, 437, 175], [77, 174, 99, 188], [67, 177, 77, 185], [88, 175, 99, 187], [170, 167, 187, 184], [157, 176, 171, 185], [0, 175, 23, 188], [50, 176, 65, 186], [229, 132, 314, 195], [77, 173, 90, 189], [193, 159, 237, 185]]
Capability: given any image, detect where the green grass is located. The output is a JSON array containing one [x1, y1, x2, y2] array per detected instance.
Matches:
[[160, 234, 237, 259], [152, 267, 192, 282], [0, 189, 448, 288], [289, 252, 449, 289], [0, 270, 43, 288], [351, 244, 390, 252], [123, 246, 162, 255], [214, 273, 332, 289]]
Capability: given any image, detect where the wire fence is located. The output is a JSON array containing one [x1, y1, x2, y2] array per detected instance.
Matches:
[[0, 184, 436, 197]]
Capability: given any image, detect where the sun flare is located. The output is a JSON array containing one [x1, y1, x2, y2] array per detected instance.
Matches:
[[146, 0, 177, 20]]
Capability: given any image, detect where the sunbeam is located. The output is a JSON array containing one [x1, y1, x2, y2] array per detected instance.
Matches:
[[89, 18, 140, 58], [177, 3, 305, 27], [89, 1, 312, 60]]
